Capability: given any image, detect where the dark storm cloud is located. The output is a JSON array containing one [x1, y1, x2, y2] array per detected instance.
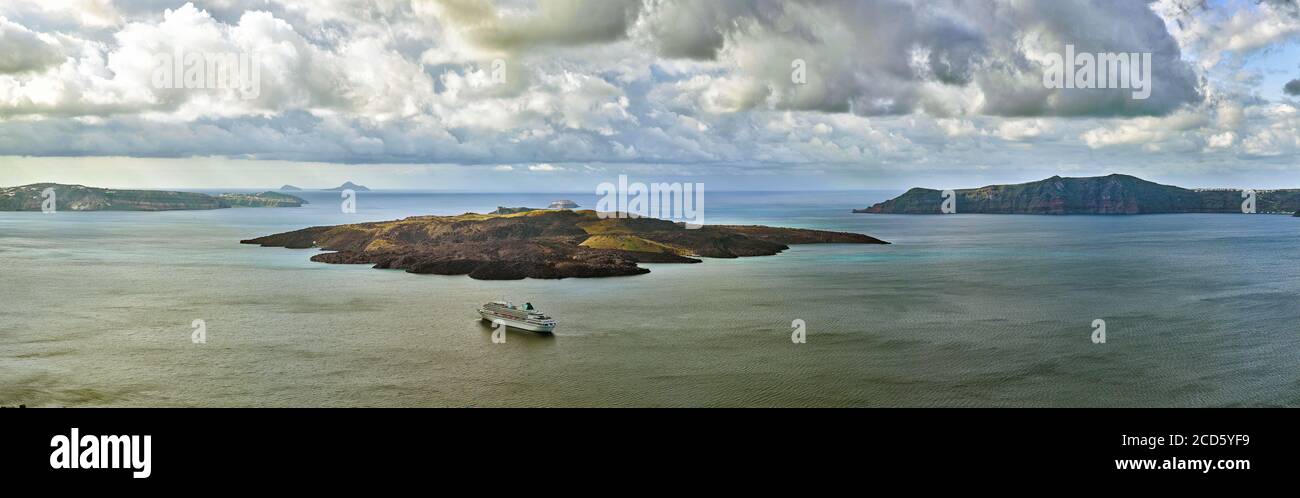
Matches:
[[1285, 78, 1300, 96]]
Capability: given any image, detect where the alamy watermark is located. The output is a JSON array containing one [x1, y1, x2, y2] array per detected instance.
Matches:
[[49, 428, 151, 479], [595, 175, 705, 228], [491, 319, 507, 344], [1241, 189, 1256, 214], [941, 189, 956, 214], [152, 47, 261, 100], [790, 319, 807, 344], [191, 319, 207, 344], [41, 187, 57, 214], [488, 58, 507, 85], [1043, 45, 1152, 100], [1091, 319, 1106, 344], [341, 189, 358, 214]]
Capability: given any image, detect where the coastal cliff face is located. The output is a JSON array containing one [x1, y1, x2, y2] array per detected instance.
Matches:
[[0, 184, 306, 211], [857, 174, 1300, 214], [242, 209, 887, 280]]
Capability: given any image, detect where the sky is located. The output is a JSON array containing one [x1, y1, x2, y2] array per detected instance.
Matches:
[[1, 0, 1300, 191]]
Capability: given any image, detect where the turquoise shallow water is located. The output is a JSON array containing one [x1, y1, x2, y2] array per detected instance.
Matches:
[[1, 190, 1298, 407]]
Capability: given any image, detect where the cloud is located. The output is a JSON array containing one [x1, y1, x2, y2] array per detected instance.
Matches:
[[1286, 78, 1300, 96], [1163, 0, 1300, 68], [0, 0, 1298, 182], [0, 17, 65, 74], [1081, 108, 1210, 148], [995, 119, 1053, 142], [1206, 131, 1235, 149], [431, 0, 642, 53], [638, 0, 1202, 117], [0, 3, 381, 118], [935, 118, 978, 138]]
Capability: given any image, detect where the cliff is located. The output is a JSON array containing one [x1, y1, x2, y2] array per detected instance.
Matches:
[[857, 174, 1300, 214], [0, 184, 306, 211]]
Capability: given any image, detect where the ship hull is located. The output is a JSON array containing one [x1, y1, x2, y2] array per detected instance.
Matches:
[[479, 311, 556, 333]]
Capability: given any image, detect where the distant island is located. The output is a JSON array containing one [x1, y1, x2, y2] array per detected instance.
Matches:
[[324, 182, 370, 192], [0, 184, 307, 211], [857, 174, 1300, 215], [279, 185, 303, 191], [218, 191, 309, 208], [548, 199, 580, 209], [242, 209, 887, 279]]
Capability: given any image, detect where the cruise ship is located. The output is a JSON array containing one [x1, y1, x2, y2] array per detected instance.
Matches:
[[478, 301, 557, 333]]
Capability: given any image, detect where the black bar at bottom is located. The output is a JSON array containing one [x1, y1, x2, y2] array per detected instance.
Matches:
[[0, 408, 1289, 485]]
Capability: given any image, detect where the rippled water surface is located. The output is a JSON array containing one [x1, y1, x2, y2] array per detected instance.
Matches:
[[2, 190, 1298, 406]]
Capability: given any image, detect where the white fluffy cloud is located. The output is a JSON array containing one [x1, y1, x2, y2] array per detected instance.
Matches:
[[1162, 0, 1300, 68]]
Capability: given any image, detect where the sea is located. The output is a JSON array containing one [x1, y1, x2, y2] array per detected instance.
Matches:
[[2, 190, 1298, 407]]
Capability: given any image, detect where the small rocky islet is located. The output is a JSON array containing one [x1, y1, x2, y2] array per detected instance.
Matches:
[[241, 209, 888, 280], [324, 181, 370, 192]]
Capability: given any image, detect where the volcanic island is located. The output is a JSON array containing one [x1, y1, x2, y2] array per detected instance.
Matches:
[[242, 209, 888, 280]]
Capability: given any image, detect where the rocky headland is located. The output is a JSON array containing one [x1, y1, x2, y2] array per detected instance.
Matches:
[[0, 184, 307, 211], [858, 174, 1300, 215]]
